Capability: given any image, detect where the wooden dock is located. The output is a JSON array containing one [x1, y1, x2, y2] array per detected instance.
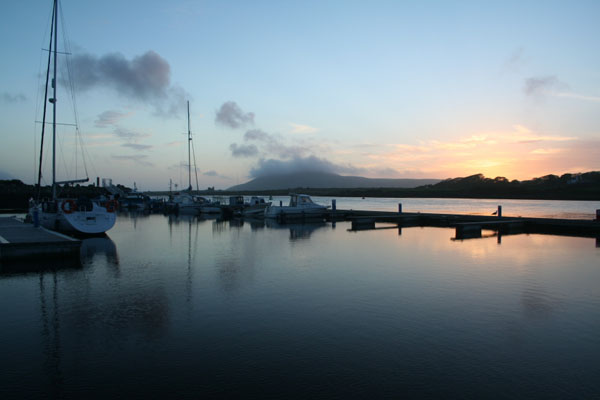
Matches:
[[329, 209, 600, 239], [0, 217, 81, 261]]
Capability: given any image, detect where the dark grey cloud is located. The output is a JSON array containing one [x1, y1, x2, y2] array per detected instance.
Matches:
[[1, 92, 27, 104], [524, 75, 567, 96], [70, 50, 188, 116], [111, 154, 154, 167], [122, 143, 153, 151], [215, 101, 255, 129], [249, 156, 362, 178], [230, 143, 259, 158]]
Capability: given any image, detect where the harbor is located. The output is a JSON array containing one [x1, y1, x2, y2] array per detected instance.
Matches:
[[2, 0, 600, 397], [1, 194, 598, 263]]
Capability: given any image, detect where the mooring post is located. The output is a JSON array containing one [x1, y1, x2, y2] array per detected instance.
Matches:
[[332, 199, 336, 212], [280, 200, 282, 207], [398, 203, 402, 214], [497, 205, 502, 218], [33, 207, 39, 228]]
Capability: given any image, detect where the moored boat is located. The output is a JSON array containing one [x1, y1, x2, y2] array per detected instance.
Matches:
[[242, 196, 271, 217], [28, 0, 116, 235], [264, 194, 328, 219]]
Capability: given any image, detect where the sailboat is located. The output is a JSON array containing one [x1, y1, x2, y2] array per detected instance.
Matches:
[[29, 0, 116, 235], [167, 102, 220, 215]]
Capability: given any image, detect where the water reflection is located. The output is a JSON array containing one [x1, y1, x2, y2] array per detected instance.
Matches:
[[39, 272, 63, 398], [80, 236, 119, 266], [1, 214, 599, 398], [265, 219, 328, 241], [521, 281, 561, 319]]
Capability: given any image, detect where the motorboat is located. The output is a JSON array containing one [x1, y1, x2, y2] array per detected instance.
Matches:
[[168, 192, 221, 215], [242, 197, 271, 217], [264, 194, 328, 219]]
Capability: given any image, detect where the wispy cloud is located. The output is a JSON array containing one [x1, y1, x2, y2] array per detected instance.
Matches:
[[229, 143, 259, 158], [522, 76, 600, 103], [111, 154, 154, 167], [122, 143, 153, 151], [203, 170, 231, 179], [524, 75, 566, 96], [114, 127, 151, 140], [531, 148, 562, 155], [1, 92, 27, 104], [553, 92, 600, 102], [503, 47, 525, 73], [215, 101, 255, 129], [95, 110, 134, 127], [243, 129, 312, 159], [290, 123, 318, 134]]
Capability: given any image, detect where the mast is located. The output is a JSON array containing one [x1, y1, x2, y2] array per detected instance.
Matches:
[[187, 100, 192, 191], [51, 0, 58, 199], [36, 1, 56, 201]]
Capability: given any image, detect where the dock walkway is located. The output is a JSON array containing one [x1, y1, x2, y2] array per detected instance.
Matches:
[[330, 210, 600, 238], [0, 217, 81, 261]]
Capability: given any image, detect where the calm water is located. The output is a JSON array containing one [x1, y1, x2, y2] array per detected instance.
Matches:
[[262, 196, 600, 219], [1, 210, 599, 398]]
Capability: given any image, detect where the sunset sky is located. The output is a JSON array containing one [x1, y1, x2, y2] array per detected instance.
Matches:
[[1, 0, 599, 190]]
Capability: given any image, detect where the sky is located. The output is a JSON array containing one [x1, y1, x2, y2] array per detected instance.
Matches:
[[1, 0, 599, 190]]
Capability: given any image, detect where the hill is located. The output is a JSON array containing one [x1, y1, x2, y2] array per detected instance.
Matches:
[[227, 172, 441, 191]]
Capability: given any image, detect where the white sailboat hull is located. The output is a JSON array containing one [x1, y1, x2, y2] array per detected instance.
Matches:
[[33, 202, 116, 235]]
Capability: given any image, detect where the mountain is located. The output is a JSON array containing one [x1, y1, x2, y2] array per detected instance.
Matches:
[[227, 172, 441, 191]]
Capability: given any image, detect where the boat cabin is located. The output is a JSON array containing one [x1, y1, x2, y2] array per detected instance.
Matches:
[[288, 194, 316, 207]]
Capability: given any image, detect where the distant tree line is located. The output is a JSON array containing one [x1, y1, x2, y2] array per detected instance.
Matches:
[[2, 172, 598, 210]]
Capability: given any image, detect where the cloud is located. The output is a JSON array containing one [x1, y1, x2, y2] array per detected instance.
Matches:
[[95, 110, 133, 127], [215, 101, 254, 128], [229, 143, 259, 158], [523, 76, 567, 96], [531, 148, 562, 155], [243, 129, 311, 159], [290, 123, 318, 134], [111, 154, 154, 167], [1, 92, 27, 104], [249, 156, 362, 178], [553, 92, 600, 102], [114, 127, 151, 140], [70, 50, 188, 116], [122, 143, 153, 151], [244, 129, 270, 141], [202, 170, 231, 180]]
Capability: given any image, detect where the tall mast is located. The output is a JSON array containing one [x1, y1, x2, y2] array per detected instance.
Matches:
[[187, 100, 192, 191], [51, 0, 58, 199], [36, 1, 56, 201]]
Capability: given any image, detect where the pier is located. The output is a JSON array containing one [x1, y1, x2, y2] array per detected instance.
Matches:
[[0, 217, 81, 261], [329, 209, 600, 239]]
